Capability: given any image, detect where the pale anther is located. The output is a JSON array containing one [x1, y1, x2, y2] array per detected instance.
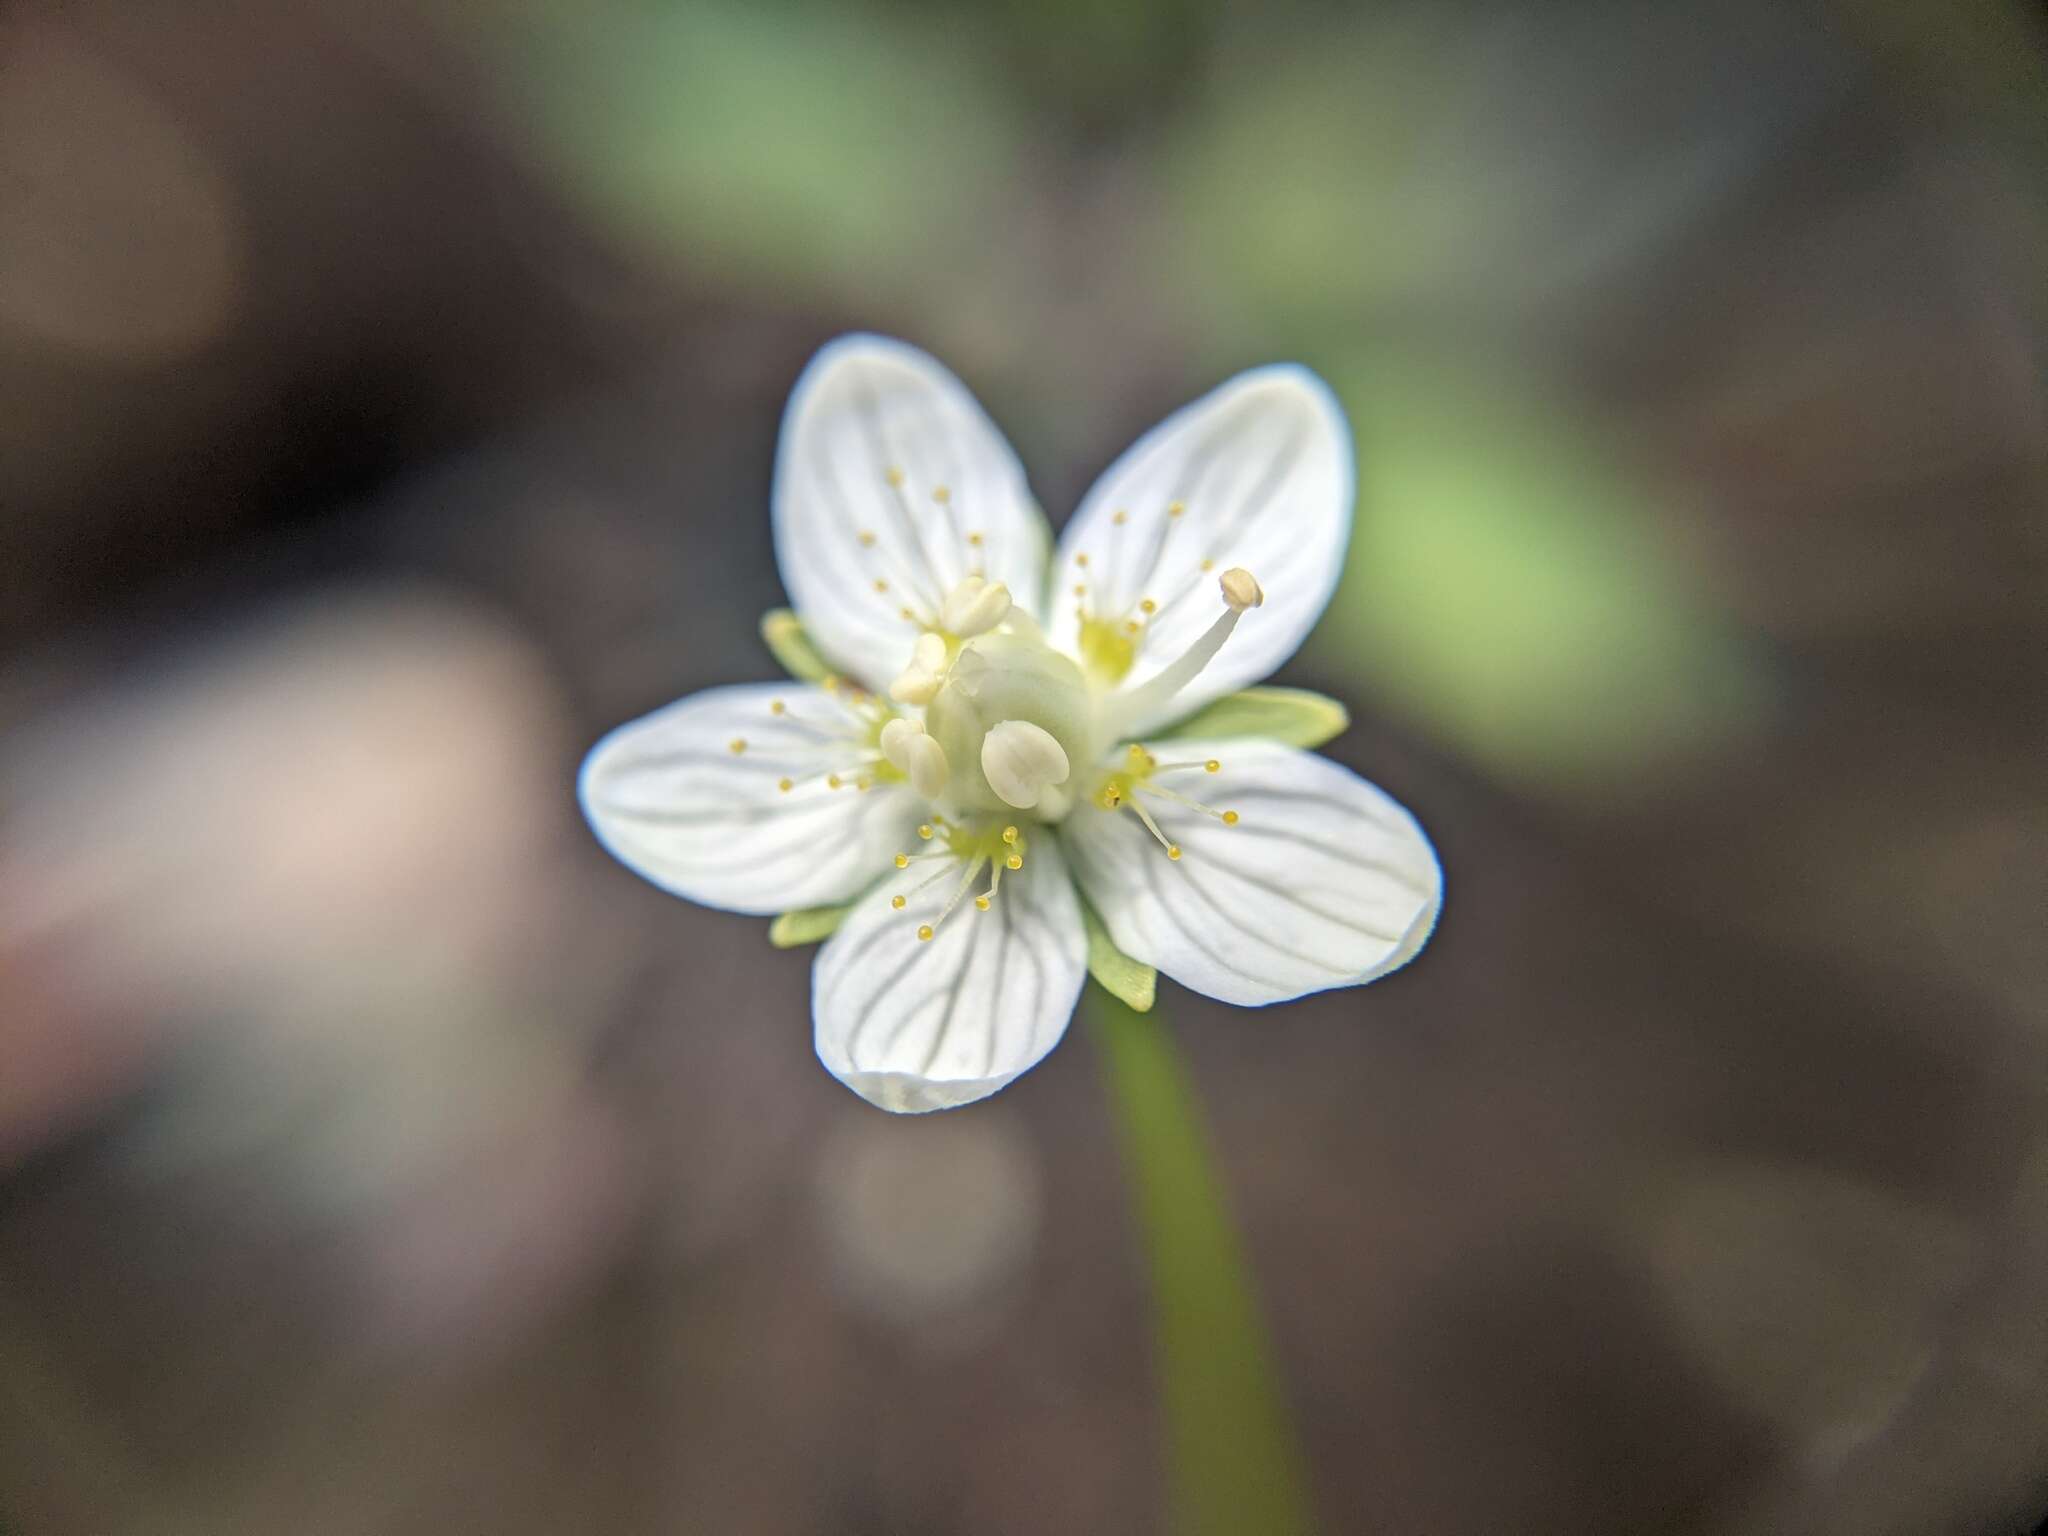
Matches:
[[1220, 567, 1264, 610], [981, 720, 1070, 810], [889, 632, 950, 705], [939, 576, 1011, 637]]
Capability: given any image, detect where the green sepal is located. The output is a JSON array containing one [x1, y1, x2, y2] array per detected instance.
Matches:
[[768, 903, 852, 948], [1158, 685, 1349, 751], [1080, 892, 1156, 1013], [760, 608, 835, 684]]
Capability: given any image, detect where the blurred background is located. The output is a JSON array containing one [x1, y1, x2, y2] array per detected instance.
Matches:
[[2, 0, 2044, 1531]]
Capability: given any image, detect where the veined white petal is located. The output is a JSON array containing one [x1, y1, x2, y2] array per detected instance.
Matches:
[[773, 335, 1053, 692], [1061, 739, 1439, 1007], [579, 683, 919, 915], [1051, 367, 1353, 735], [814, 833, 1086, 1113]]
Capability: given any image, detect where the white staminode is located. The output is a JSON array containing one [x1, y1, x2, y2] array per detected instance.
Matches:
[[889, 632, 949, 705], [581, 335, 1442, 1116], [980, 719, 1069, 810], [940, 576, 1012, 637], [879, 716, 949, 799]]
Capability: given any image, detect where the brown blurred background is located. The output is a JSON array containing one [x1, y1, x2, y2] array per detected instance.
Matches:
[[2, 0, 2045, 1531]]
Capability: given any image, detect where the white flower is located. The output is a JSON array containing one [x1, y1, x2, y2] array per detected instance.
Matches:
[[581, 335, 1442, 1113]]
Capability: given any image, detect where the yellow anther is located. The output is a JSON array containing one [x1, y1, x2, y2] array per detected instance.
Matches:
[[918, 824, 934, 839], [1140, 598, 1158, 615], [778, 777, 794, 792], [1005, 853, 1023, 870], [827, 774, 844, 789], [1221, 810, 1240, 825], [885, 466, 905, 488], [933, 485, 951, 505], [895, 853, 910, 868], [917, 924, 935, 942], [1075, 553, 1089, 568], [1168, 501, 1186, 517], [1128, 744, 1147, 763], [1073, 584, 1086, 597], [974, 895, 991, 911], [968, 531, 984, 546], [823, 676, 841, 692], [874, 578, 889, 593], [1167, 845, 1182, 861], [858, 531, 877, 547], [1200, 558, 1214, 572], [856, 774, 873, 791], [1124, 619, 1141, 635], [728, 738, 747, 754], [1002, 826, 1018, 844], [770, 699, 786, 715], [1205, 759, 1220, 773], [1112, 510, 1128, 525], [892, 895, 907, 910]]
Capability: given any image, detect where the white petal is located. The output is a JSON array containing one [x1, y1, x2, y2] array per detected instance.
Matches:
[[814, 833, 1086, 1113], [1062, 740, 1439, 1007], [773, 335, 1053, 692], [580, 683, 918, 915], [1051, 366, 1353, 735]]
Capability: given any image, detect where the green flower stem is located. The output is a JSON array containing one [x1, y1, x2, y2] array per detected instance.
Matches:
[[1092, 994, 1317, 1536]]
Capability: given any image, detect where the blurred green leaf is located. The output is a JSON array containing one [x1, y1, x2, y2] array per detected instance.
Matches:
[[1093, 996, 1316, 1536], [1162, 686, 1349, 751], [1080, 894, 1156, 1013], [769, 904, 851, 948], [482, 0, 1017, 297], [760, 608, 834, 684], [1317, 365, 1766, 792]]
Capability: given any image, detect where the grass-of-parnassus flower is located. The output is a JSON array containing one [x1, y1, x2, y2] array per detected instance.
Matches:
[[582, 336, 1441, 1112]]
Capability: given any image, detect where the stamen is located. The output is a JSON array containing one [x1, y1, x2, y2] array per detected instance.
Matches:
[[1138, 782, 1241, 823], [728, 738, 747, 754], [920, 855, 987, 937], [1114, 568, 1264, 724], [1129, 798, 1176, 855], [770, 699, 786, 715], [885, 466, 906, 489], [892, 895, 907, 909], [932, 485, 951, 505], [858, 531, 878, 547]]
